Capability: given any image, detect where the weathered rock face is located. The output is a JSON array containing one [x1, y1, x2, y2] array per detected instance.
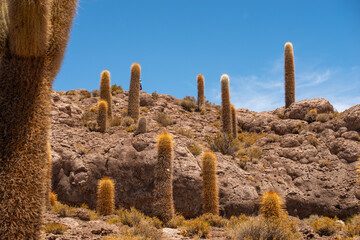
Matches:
[[50, 90, 359, 219]]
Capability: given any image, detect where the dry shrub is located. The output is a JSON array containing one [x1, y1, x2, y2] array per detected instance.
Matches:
[[92, 89, 99, 97], [121, 108, 128, 117], [181, 218, 210, 238], [155, 112, 174, 127], [140, 107, 149, 113], [227, 216, 300, 240], [123, 116, 134, 127], [187, 142, 202, 156], [266, 133, 280, 143], [126, 125, 136, 132], [305, 109, 318, 123], [206, 133, 240, 157], [152, 91, 159, 100], [43, 222, 68, 234], [181, 96, 197, 112], [238, 132, 267, 147], [167, 214, 185, 228], [307, 136, 318, 147], [310, 216, 341, 236], [344, 214, 360, 237], [198, 213, 228, 227], [248, 146, 263, 163], [52, 203, 75, 217], [177, 128, 194, 139], [115, 207, 162, 229], [316, 113, 330, 123], [111, 116, 122, 127], [111, 84, 123, 95], [212, 121, 221, 129]]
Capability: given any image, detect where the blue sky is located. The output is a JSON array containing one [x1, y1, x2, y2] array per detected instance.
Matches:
[[54, 0, 360, 112]]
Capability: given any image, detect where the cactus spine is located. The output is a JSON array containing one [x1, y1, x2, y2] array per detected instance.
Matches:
[[128, 63, 141, 122], [100, 70, 112, 119], [97, 100, 108, 133], [260, 191, 284, 219], [221, 74, 232, 135], [284, 42, 295, 108], [97, 177, 115, 216], [197, 74, 205, 111], [231, 105, 238, 138], [45, 141, 52, 208], [153, 132, 175, 223], [50, 192, 57, 207], [0, 1, 78, 239], [202, 151, 219, 215]]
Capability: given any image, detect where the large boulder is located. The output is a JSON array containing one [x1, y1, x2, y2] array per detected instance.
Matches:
[[284, 98, 334, 120], [342, 104, 360, 131]]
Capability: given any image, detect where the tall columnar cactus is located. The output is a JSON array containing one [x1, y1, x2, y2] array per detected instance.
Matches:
[[231, 105, 238, 138], [260, 191, 284, 219], [0, 1, 77, 239], [100, 70, 112, 119], [97, 100, 108, 133], [45, 141, 52, 208], [284, 42, 295, 108], [202, 151, 219, 215], [221, 74, 232, 135], [153, 132, 175, 223], [128, 63, 141, 122], [97, 177, 115, 216], [197, 74, 205, 111]]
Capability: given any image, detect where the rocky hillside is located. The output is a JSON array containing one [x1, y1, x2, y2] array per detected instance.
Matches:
[[50, 89, 359, 221]]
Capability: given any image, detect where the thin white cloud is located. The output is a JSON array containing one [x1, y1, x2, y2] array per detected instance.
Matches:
[[297, 69, 333, 88]]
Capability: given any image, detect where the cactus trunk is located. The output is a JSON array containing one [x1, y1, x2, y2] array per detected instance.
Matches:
[[221, 74, 232, 135], [284, 42, 295, 108]]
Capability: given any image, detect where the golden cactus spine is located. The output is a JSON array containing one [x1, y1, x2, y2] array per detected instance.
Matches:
[[231, 105, 238, 138], [97, 100, 108, 133], [100, 70, 112, 119], [0, 1, 78, 239], [221, 74, 232, 135], [153, 132, 175, 223], [202, 151, 219, 215], [284, 42, 295, 108], [128, 63, 141, 122], [45, 141, 52, 208], [197, 74, 205, 111], [97, 177, 115, 216], [260, 191, 284, 219]]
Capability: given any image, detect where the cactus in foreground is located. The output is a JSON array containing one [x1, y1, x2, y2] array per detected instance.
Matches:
[[45, 141, 52, 208], [153, 132, 175, 223], [221, 74, 232, 135], [260, 191, 284, 219], [128, 63, 141, 122], [284, 42, 295, 108], [0, 1, 78, 239], [197, 74, 205, 111], [231, 105, 238, 138], [97, 177, 115, 216], [100, 70, 112, 119], [202, 151, 219, 215], [97, 100, 108, 133]]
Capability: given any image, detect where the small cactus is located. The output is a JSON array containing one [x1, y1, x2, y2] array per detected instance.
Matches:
[[284, 42, 295, 108], [100, 70, 112, 119], [221, 74, 232, 135], [260, 191, 284, 219], [97, 177, 115, 216], [202, 151, 219, 215], [153, 132, 175, 223], [197, 74, 205, 111], [231, 105, 237, 138], [135, 117, 147, 135], [128, 63, 141, 122], [97, 100, 108, 133]]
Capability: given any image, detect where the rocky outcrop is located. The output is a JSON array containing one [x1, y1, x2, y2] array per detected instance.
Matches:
[[50, 91, 359, 219], [284, 98, 334, 120]]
